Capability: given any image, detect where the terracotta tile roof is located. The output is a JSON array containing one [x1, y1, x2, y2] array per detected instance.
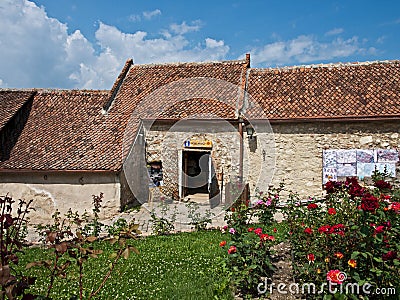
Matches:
[[0, 90, 119, 170], [0, 90, 35, 130], [107, 59, 249, 159], [157, 98, 236, 119], [246, 61, 400, 120], [0, 59, 249, 171], [1, 57, 399, 171]]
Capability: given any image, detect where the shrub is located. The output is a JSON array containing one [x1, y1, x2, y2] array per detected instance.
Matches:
[[284, 173, 400, 299], [218, 184, 284, 297], [185, 202, 214, 231], [150, 201, 178, 235], [0, 195, 35, 300]]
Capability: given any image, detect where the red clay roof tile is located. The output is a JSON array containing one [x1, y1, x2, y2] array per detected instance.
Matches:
[[246, 61, 400, 120], [1, 58, 399, 171], [0, 90, 35, 130]]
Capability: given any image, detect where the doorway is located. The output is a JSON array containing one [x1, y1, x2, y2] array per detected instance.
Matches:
[[182, 150, 210, 197]]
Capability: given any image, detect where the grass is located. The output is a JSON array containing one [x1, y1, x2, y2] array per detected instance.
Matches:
[[16, 222, 289, 300], [17, 230, 233, 300]]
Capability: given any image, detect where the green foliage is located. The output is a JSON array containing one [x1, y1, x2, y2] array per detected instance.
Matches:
[[218, 184, 286, 297], [0, 195, 35, 300], [30, 193, 140, 300], [19, 231, 232, 300], [252, 183, 282, 226], [185, 202, 214, 231], [284, 173, 400, 299], [82, 193, 105, 237], [107, 218, 128, 237], [150, 201, 178, 235]]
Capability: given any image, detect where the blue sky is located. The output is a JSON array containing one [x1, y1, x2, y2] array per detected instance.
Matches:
[[1, 0, 399, 89]]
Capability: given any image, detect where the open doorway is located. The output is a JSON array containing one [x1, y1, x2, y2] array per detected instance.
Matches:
[[182, 150, 210, 197]]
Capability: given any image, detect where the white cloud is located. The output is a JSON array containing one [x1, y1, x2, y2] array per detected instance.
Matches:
[[94, 22, 228, 63], [247, 35, 366, 66], [0, 1, 228, 89], [325, 28, 344, 36], [170, 21, 202, 35], [205, 38, 225, 48], [1, 1, 375, 90], [143, 9, 161, 20]]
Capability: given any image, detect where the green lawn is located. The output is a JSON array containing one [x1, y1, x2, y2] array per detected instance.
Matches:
[[18, 230, 233, 300], [17, 222, 288, 300]]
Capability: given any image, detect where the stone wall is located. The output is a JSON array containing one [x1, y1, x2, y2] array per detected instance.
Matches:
[[145, 119, 400, 201], [0, 172, 121, 224], [248, 120, 400, 199], [145, 120, 242, 199]]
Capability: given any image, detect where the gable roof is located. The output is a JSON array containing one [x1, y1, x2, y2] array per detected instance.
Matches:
[[1, 56, 399, 172], [246, 61, 400, 120], [0, 58, 249, 171], [103, 58, 249, 160]]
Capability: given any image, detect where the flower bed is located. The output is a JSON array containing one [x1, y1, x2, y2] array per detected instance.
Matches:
[[284, 173, 399, 299]]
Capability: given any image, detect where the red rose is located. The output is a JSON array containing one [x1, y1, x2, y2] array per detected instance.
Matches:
[[374, 180, 392, 191], [304, 227, 313, 234], [254, 228, 263, 235], [307, 253, 315, 262], [361, 193, 379, 212], [324, 181, 336, 194], [329, 224, 345, 235], [259, 233, 269, 241], [382, 251, 397, 261], [327, 269, 346, 284], [219, 241, 227, 247], [307, 203, 318, 210], [325, 181, 343, 194], [389, 202, 400, 212], [374, 225, 385, 234], [228, 245, 237, 254], [344, 177, 365, 198], [328, 208, 336, 215], [248, 227, 254, 232], [318, 225, 331, 234]]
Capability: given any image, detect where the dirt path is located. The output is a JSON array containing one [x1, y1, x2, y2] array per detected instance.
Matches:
[[268, 242, 301, 299]]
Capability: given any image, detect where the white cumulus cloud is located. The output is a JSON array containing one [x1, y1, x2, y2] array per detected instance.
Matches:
[[0, 1, 228, 89], [246, 35, 368, 66]]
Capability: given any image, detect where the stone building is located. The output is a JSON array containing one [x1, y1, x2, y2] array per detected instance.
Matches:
[[1, 54, 399, 220]]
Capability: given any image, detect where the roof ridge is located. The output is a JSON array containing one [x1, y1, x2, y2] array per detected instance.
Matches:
[[0, 88, 109, 93], [35, 89, 109, 94], [250, 60, 400, 72], [133, 58, 247, 69], [0, 88, 37, 92]]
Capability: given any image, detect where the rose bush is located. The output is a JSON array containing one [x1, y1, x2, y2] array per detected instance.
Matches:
[[284, 172, 400, 299], [217, 184, 286, 298]]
